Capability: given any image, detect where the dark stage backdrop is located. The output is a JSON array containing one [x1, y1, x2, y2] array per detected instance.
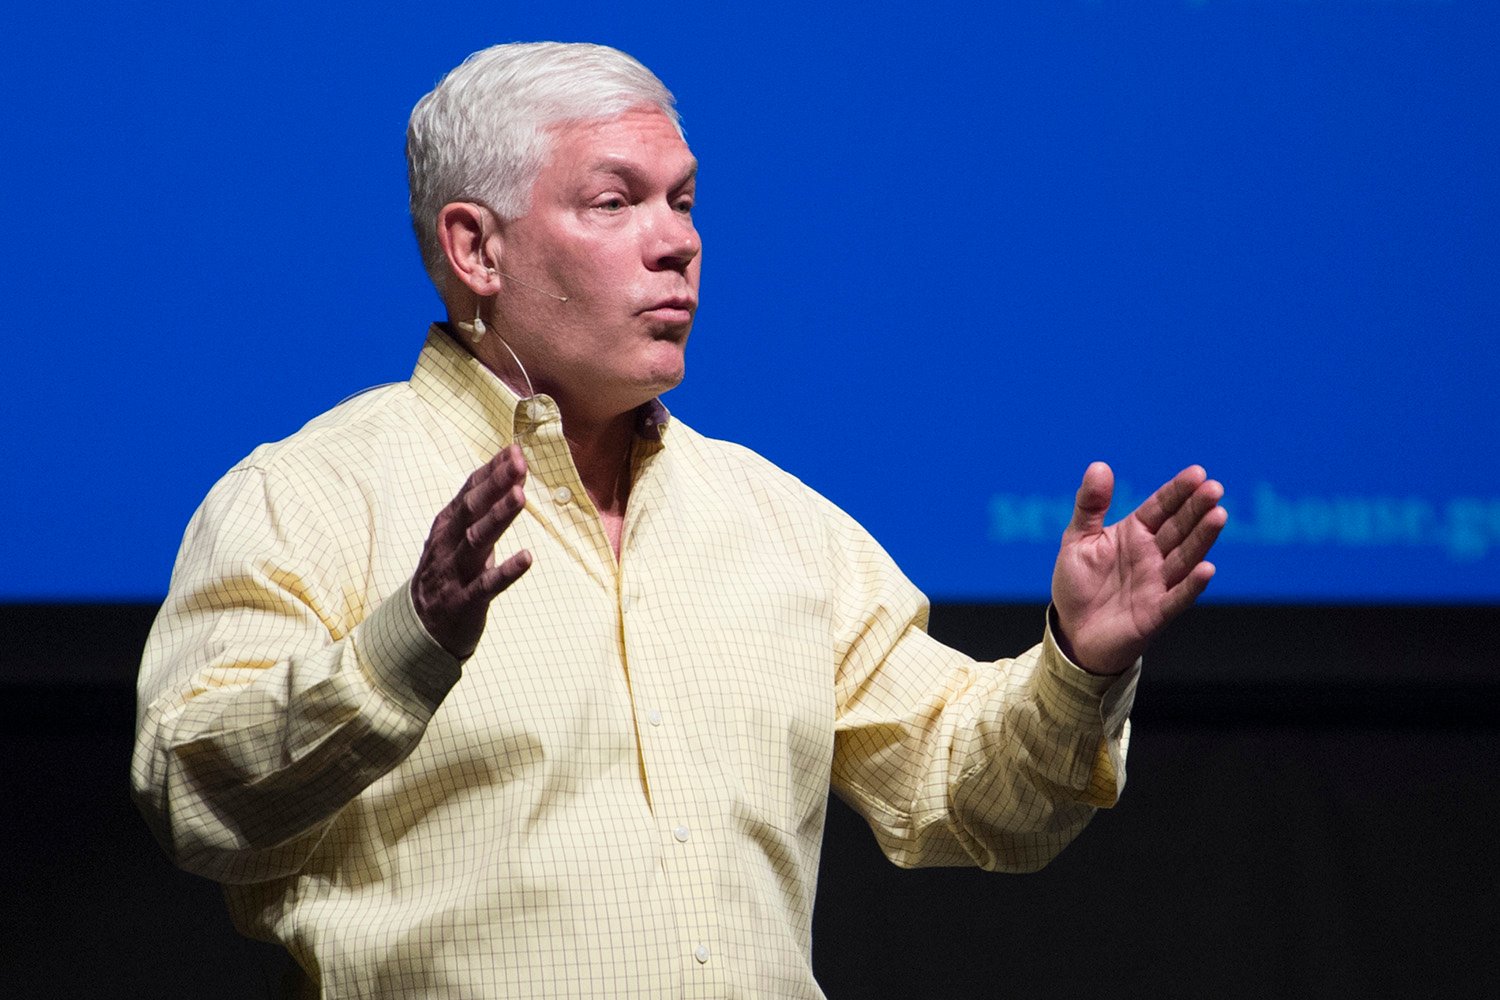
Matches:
[[4, 603, 1497, 998]]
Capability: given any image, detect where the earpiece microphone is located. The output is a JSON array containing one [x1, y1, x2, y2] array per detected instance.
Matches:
[[487, 265, 569, 303]]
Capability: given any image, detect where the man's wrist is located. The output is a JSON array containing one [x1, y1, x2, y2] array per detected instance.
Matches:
[[1048, 605, 1136, 677]]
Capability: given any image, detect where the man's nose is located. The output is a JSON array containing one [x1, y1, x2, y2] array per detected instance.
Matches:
[[645, 204, 701, 272]]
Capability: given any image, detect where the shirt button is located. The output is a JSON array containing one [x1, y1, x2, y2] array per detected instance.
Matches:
[[552, 486, 573, 504], [694, 945, 710, 964], [673, 825, 690, 843], [646, 709, 663, 727]]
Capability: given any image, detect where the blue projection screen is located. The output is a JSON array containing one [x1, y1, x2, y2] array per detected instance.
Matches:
[[2, 2, 1496, 602]]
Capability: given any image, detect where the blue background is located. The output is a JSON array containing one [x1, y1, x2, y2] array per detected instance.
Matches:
[[3, 0, 1495, 602]]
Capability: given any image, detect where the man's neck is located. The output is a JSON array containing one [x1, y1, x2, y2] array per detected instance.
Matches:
[[561, 408, 637, 559], [563, 413, 634, 508], [449, 321, 642, 555]]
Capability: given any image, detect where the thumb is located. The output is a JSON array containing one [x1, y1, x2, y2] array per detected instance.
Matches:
[[1066, 461, 1114, 536]]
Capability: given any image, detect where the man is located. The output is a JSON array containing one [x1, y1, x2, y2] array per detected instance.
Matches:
[[133, 42, 1225, 998]]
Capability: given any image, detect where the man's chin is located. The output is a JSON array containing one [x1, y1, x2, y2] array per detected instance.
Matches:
[[643, 364, 685, 398], [640, 341, 687, 390]]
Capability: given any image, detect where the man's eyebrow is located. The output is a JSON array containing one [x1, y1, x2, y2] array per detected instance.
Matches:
[[583, 159, 699, 187]]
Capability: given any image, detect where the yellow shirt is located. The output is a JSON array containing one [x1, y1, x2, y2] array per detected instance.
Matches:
[[132, 326, 1137, 999]]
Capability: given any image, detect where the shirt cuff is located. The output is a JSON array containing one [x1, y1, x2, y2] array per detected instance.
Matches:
[[353, 578, 464, 719], [1039, 606, 1139, 738]]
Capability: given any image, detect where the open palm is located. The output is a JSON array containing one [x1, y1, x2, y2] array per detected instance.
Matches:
[[1051, 463, 1227, 676]]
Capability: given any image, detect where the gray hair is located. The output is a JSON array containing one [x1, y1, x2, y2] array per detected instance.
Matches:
[[406, 42, 682, 292]]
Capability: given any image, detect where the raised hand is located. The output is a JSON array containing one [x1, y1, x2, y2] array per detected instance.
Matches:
[[1050, 462, 1226, 676], [411, 445, 534, 659]]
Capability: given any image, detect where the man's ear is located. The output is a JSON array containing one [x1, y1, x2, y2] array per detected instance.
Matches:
[[436, 202, 502, 295]]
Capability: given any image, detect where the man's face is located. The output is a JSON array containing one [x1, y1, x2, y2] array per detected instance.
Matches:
[[492, 105, 700, 424]]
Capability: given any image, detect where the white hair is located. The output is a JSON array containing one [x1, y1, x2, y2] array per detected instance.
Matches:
[[407, 41, 682, 292]]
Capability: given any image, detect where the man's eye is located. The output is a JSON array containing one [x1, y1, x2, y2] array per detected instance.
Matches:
[[674, 198, 694, 214], [596, 197, 627, 212]]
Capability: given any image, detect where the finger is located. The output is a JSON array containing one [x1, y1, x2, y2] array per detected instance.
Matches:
[[1160, 560, 1216, 622], [430, 447, 521, 552], [1065, 462, 1114, 536], [451, 448, 527, 571], [1155, 478, 1225, 554], [462, 481, 527, 563], [1161, 504, 1229, 588], [458, 446, 527, 527], [467, 548, 534, 603], [1133, 465, 1208, 533]]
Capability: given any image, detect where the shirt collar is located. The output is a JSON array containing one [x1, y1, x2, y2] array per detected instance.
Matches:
[[409, 324, 673, 461]]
